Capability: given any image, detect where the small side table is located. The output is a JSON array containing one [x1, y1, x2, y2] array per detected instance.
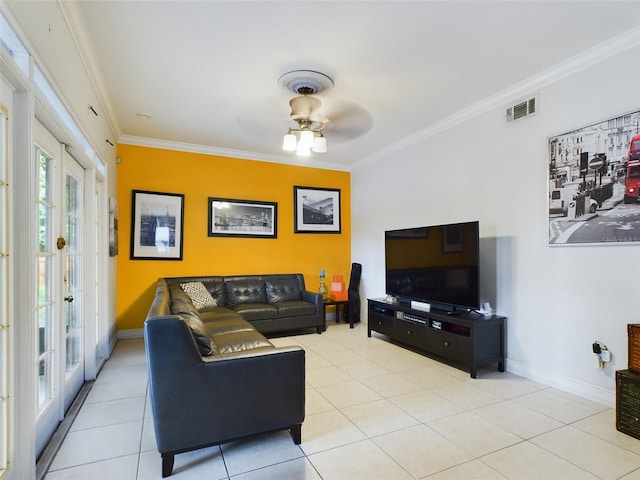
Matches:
[[322, 299, 353, 330]]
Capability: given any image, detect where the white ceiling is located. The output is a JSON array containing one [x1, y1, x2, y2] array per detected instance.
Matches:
[[72, 1, 639, 170]]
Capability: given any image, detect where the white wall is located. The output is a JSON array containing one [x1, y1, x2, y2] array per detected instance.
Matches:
[[352, 44, 640, 406]]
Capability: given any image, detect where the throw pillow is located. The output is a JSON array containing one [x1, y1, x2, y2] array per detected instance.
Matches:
[[181, 281, 217, 311]]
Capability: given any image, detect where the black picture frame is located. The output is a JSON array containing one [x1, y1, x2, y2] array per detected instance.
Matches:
[[130, 190, 184, 260], [294, 186, 341, 233], [208, 197, 277, 238]]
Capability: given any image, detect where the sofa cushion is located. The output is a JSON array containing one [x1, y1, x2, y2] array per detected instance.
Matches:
[[179, 312, 217, 356], [181, 281, 217, 311], [171, 298, 200, 316], [212, 330, 273, 353], [199, 307, 243, 324], [225, 279, 267, 305], [203, 317, 257, 336], [265, 278, 302, 303], [274, 300, 316, 318], [231, 303, 278, 321], [202, 279, 226, 307], [169, 282, 193, 305]]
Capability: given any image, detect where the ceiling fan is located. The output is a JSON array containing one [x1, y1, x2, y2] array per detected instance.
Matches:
[[279, 70, 334, 156], [236, 69, 372, 157]]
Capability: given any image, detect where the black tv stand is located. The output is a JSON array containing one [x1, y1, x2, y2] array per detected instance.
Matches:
[[367, 298, 505, 378]]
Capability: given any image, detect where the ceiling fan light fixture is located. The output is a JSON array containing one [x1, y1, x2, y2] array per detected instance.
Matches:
[[282, 133, 297, 151], [299, 130, 315, 149], [312, 135, 327, 153]]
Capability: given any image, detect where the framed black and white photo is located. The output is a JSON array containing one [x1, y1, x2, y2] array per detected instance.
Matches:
[[108, 197, 119, 257], [130, 190, 184, 260], [294, 186, 341, 233], [208, 197, 277, 238]]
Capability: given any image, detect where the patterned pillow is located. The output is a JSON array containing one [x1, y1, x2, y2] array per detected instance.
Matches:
[[180, 281, 217, 311]]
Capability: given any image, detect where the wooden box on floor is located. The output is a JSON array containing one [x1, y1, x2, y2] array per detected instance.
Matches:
[[628, 324, 640, 373], [616, 369, 640, 440]]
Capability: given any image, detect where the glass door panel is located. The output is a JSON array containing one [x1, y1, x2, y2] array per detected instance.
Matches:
[[62, 153, 84, 410], [35, 148, 54, 414], [62, 153, 84, 409]]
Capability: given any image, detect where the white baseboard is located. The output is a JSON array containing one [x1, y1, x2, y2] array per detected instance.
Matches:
[[507, 358, 614, 407], [117, 328, 144, 340]]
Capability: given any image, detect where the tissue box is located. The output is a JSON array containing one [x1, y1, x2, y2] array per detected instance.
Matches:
[[330, 290, 348, 301], [330, 275, 347, 300]]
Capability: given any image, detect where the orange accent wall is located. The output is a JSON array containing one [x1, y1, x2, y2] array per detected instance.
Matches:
[[116, 144, 351, 331]]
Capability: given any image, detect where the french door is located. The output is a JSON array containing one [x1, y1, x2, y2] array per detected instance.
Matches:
[[34, 121, 85, 455]]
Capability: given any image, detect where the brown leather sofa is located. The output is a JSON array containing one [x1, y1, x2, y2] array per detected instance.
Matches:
[[144, 274, 314, 476]]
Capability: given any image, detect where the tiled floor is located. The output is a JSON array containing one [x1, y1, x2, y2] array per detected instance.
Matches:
[[44, 322, 640, 480]]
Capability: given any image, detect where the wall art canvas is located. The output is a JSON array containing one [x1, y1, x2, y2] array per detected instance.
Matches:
[[130, 190, 184, 260], [208, 197, 277, 238], [548, 110, 640, 245], [294, 186, 341, 233], [108, 197, 119, 257]]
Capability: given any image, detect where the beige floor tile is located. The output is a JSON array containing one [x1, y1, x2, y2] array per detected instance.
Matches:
[[231, 457, 322, 480], [84, 379, 147, 404], [481, 441, 600, 479], [513, 388, 603, 423], [432, 380, 503, 410], [573, 409, 640, 454], [94, 363, 148, 385], [374, 424, 473, 478], [306, 364, 354, 387], [309, 439, 414, 480], [428, 411, 521, 457], [530, 425, 640, 479], [474, 399, 564, 439], [338, 359, 394, 379], [423, 459, 507, 479], [341, 398, 420, 437], [324, 347, 366, 365], [304, 350, 332, 369], [50, 421, 143, 471], [70, 396, 145, 432], [44, 453, 139, 480], [300, 409, 366, 455], [137, 446, 227, 480], [140, 416, 157, 452], [221, 430, 304, 476], [316, 379, 382, 408], [373, 349, 428, 373], [401, 365, 463, 388], [620, 468, 640, 480], [472, 370, 547, 399], [389, 388, 464, 423], [361, 372, 423, 398], [306, 387, 337, 415]]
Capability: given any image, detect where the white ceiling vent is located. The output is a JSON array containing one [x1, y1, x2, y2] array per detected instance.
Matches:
[[506, 95, 538, 123]]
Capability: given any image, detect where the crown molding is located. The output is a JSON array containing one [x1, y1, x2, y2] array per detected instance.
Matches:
[[354, 25, 640, 171], [118, 135, 351, 172], [59, 0, 121, 140]]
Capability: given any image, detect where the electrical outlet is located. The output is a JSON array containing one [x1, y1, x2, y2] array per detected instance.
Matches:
[[600, 350, 611, 363]]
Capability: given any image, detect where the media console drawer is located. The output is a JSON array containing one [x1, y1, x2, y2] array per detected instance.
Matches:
[[426, 329, 471, 364], [395, 319, 427, 348]]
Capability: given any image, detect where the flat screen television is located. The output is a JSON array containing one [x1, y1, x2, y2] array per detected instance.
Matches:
[[385, 221, 479, 313]]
